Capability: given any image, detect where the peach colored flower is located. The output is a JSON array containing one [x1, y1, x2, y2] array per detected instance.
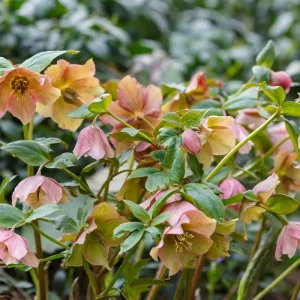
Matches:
[[0, 228, 39, 267], [37, 59, 104, 132], [0, 68, 60, 124], [150, 201, 216, 275], [12, 175, 69, 209], [73, 125, 115, 160]]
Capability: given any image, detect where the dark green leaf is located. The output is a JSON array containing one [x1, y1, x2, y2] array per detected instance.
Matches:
[[0, 204, 25, 227], [243, 190, 258, 202], [35, 137, 67, 148], [222, 194, 244, 206], [46, 153, 76, 169], [123, 200, 150, 223], [123, 258, 150, 285], [252, 65, 271, 82], [169, 149, 185, 185], [128, 168, 159, 179], [150, 150, 166, 163], [225, 88, 260, 110], [256, 40, 275, 68], [158, 128, 178, 144], [187, 153, 203, 179], [285, 120, 300, 160], [119, 230, 144, 255], [229, 242, 245, 256], [145, 171, 170, 192], [266, 194, 299, 214], [163, 137, 177, 169], [113, 222, 145, 239], [68, 105, 96, 119]]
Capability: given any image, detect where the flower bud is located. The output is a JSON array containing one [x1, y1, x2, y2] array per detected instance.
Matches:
[[270, 71, 292, 93], [182, 129, 201, 154]]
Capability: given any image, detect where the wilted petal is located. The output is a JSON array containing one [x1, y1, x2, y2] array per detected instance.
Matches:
[[252, 173, 280, 202], [75, 221, 97, 245], [20, 250, 39, 267], [92, 203, 120, 226]]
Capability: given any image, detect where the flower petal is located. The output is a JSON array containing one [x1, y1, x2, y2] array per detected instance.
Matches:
[[40, 177, 63, 205], [142, 85, 162, 117], [4, 232, 28, 260], [252, 173, 280, 202], [21, 250, 39, 267]]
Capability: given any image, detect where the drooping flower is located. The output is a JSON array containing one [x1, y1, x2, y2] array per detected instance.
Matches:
[[236, 108, 264, 130], [232, 123, 253, 154], [182, 129, 202, 155], [101, 75, 162, 132], [197, 116, 236, 168], [73, 125, 115, 160], [150, 201, 216, 275], [12, 175, 69, 209], [275, 222, 300, 261], [0, 67, 60, 124], [67, 203, 127, 268], [0, 228, 39, 267], [140, 190, 181, 210], [270, 71, 292, 94], [37, 59, 104, 132]]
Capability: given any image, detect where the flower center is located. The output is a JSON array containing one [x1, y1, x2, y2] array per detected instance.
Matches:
[[173, 231, 194, 252], [11, 76, 29, 94], [63, 88, 82, 105]]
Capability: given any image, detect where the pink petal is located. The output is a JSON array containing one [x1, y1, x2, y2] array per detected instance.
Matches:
[[40, 177, 63, 205], [282, 228, 298, 258], [101, 101, 133, 125], [232, 123, 253, 154], [252, 173, 280, 202], [219, 177, 246, 200], [142, 85, 162, 118], [275, 229, 284, 261], [4, 232, 28, 260], [182, 129, 202, 155], [21, 250, 39, 267], [270, 71, 292, 94], [236, 108, 264, 129], [0, 228, 12, 242], [287, 222, 300, 239]]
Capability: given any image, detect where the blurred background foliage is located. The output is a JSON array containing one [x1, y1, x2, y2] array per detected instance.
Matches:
[[0, 0, 300, 299]]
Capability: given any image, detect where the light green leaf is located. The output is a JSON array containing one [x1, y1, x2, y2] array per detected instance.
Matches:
[[256, 40, 276, 68], [145, 171, 170, 192], [0, 176, 16, 203], [266, 194, 299, 214], [0, 204, 25, 228], [151, 212, 171, 226], [181, 109, 207, 128], [281, 102, 300, 117], [260, 85, 285, 106], [123, 200, 150, 223], [26, 204, 60, 223], [52, 215, 79, 233], [161, 112, 182, 127], [68, 104, 96, 119], [88, 94, 112, 115], [119, 230, 144, 255], [46, 153, 76, 169], [285, 120, 300, 160], [113, 222, 145, 239], [128, 168, 159, 179]]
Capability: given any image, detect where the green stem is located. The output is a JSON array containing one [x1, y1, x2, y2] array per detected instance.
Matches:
[[250, 216, 267, 258], [252, 258, 300, 300], [146, 264, 168, 300], [234, 166, 260, 182], [29, 269, 40, 299], [205, 111, 279, 182], [30, 223, 70, 250], [83, 258, 100, 297], [173, 269, 188, 300], [184, 269, 194, 300], [103, 163, 115, 202], [291, 282, 300, 300], [40, 253, 66, 263]]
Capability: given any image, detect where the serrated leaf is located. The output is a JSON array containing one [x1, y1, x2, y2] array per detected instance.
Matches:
[[68, 104, 96, 119], [163, 137, 177, 169], [46, 153, 76, 169], [52, 215, 79, 233], [119, 230, 144, 255], [222, 194, 244, 206], [113, 222, 145, 239], [150, 150, 166, 163], [0, 204, 25, 227], [161, 112, 182, 127], [35, 137, 68, 148], [181, 109, 207, 127], [266, 194, 299, 214], [26, 204, 60, 222], [88, 94, 112, 115], [123, 200, 150, 223], [1, 140, 52, 166]]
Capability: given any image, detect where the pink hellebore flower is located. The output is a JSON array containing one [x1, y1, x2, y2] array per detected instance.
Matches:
[[270, 71, 292, 94], [0, 228, 39, 267], [73, 125, 115, 160], [275, 222, 300, 261], [0, 68, 60, 124], [182, 129, 202, 155], [236, 108, 264, 130], [232, 123, 253, 154], [12, 175, 69, 209], [150, 201, 216, 276]]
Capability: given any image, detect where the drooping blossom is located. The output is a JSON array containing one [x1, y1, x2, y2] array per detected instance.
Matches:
[[0, 228, 39, 267], [275, 222, 300, 261], [67, 203, 127, 268], [270, 71, 292, 94], [12, 175, 69, 209], [232, 123, 253, 154], [219, 177, 246, 211], [182, 129, 201, 155], [37, 59, 104, 132], [150, 201, 216, 275], [73, 125, 115, 160], [0, 68, 60, 124], [236, 108, 264, 130], [197, 116, 236, 168]]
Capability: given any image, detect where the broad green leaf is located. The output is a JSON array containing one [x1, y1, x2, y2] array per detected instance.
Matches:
[[158, 128, 177, 144], [35, 137, 68, 148], [26, 204, 60, 223], [68, 104, 96, 119], [128, 168, 159, 179], [111, 128, 151, 143], [161, 112, 182, 127], [52, 215, 79, 233], [256, 40, 275, 68], [225, 87, 260, 110], [145, 226, 163, 240], [169, 149, 185, 185], [123, 200, 150, 223], [151, 212, 171, 226], [20, 50, 78, 73], [163, 137, 177, 169], [46, 153, 76, 169], [145, 171, 170, 192], [187, 153, 203, 179], [222, 194, 243, 206], [119, 230, 144, 255], [260, 85, 285, 106], [281, 102, 300, 117], [150, 150, 166, 163], [0, 176, 16, 203], [266, 194, 299, 214], [1, 140, 52, 166], [113, 222, 145, 239], [252, 65, 271, 82], [0, 57, 14, 75], [243, 190, 259, 202], [181, 109, 206, 128], [0, 204, 25, 227], [88, 94, 112, 115], [123, 258, 150, 285], [285, 120, 300, 160], [183, 183, 225, 220]]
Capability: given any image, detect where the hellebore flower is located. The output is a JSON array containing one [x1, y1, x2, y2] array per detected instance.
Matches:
[[232, 123, 253, 154], [67, 203, 127, 268], [12, 175, 69, 209], [275, 222, 300, 261], [182, 129, 202, 155], [37, 59, 104, 132], [101, 75, 162, 132], [197, 116, 236, 168], [134, 142, 157, 162], [140, 190, 181, 210], [73, 125, 115, 160], [0, 228, 39, 267], [0, 67, 60, 124], [270, 71, 292, 94], [236, 108, 264, 130], [150, 201, 216, 275]]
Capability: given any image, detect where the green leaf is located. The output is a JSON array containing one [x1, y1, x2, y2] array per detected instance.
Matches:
[[20, 50, 78, 73], [229, 242, 245, 256], [26, 204, 60, 223], [145, 226, 163, 240], [151, 212, 171, 226], [128, 168, 159, 179], [123, 258, 150, 285], [222, 194, 243, 206], [256, 40, 276, 68], [158, 128, 177, 144], [252, 65, 271, 82], [111, 128, 151, 143], [0, 57, 14, 75], [149, 150, 166, 163], [285, 120, 300, 160], [260, 85, 285, 106], [46, 153, 76, 169], [181, 109, 207, 128], [183, 183, 225, 220], [35, 137, 68, 148], [1, 140, 52, 166], [113, 222, 145, 239], [123, 200, 150, 223], [266, 194, 299, 215], [161, 112, 182, 127], [145, 171, 170, 192], [187, 153, 203, 179], [88, 94, 112, 115], [163, 137, 177, 169], [68, 104, 96, 119], [225, 87, 260, 110], [281, 102, 300, 117], [52, 215, 79, 233], [119, 230, 144, 255], [0, 204, 25, 227], [0, 176, 16, 203], [169, 149, 185, 185], [243, 190, 259, 202]]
